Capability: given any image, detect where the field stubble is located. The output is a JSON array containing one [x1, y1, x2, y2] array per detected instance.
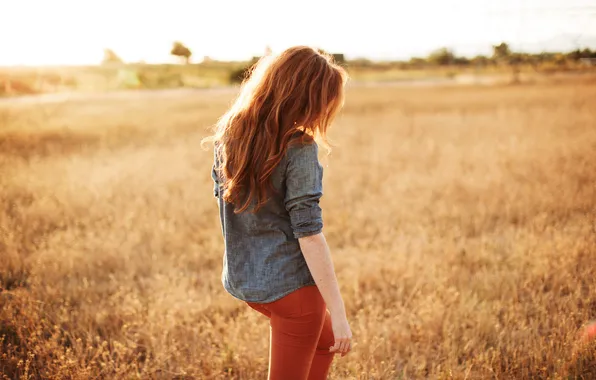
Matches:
[[0, 80, 595, 379]]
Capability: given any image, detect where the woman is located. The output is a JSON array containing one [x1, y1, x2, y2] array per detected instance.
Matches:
[[204, 46, 351, 379]]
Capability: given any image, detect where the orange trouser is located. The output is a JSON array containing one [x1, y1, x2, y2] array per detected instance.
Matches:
[[247, 285, 335, 380]]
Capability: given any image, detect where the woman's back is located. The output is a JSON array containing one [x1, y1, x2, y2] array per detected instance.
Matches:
[[213, 138, 324, 303]]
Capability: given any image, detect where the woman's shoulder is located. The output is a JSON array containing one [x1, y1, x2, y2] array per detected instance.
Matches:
[[287, 131, 318, 156], [285, 134, 320, 170]]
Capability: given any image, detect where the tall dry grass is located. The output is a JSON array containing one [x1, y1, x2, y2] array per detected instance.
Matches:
[[1, 80, 595, 379]]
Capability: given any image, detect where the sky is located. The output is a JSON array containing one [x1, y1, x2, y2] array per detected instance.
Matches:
[[0, 0, 595, 66]]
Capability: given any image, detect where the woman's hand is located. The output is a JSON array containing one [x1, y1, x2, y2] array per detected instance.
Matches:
[[329, 312, 352, 356]]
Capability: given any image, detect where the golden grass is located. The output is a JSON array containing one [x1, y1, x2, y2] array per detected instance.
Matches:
[[1, 80, 595, 379]]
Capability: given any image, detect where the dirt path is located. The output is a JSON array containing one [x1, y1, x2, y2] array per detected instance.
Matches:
[[0, 87, 238, 106]]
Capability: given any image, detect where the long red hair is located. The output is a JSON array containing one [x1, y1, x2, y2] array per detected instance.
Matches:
[[204, 46, 348, 213]]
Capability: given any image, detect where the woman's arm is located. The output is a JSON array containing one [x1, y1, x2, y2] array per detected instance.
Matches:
[[284, 141, 352, 355], [299, 232, 345, 315], [299, 232, 352, 356]]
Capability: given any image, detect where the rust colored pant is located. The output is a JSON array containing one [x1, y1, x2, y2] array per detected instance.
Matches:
[[247, 285, 335, 380]]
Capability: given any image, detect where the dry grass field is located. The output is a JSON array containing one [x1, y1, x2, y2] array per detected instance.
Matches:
[[1, 79, 595, 379]]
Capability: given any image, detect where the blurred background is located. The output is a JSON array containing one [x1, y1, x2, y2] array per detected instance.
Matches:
[[1, 0, 596, 94], [1, 1, 595, 379]]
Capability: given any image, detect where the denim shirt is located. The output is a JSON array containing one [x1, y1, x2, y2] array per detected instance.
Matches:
[[211, 140, 323, 303]]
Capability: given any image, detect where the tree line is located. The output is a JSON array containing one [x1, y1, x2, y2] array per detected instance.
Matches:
[[103, 41, 193, 65], [350, 42, 596, 69], [102, 41, 596, 69]]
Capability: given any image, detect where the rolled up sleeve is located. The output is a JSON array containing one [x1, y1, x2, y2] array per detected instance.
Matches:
[[284, 142, 324, 239]]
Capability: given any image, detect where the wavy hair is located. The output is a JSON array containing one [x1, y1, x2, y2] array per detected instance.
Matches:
[[203, 46, 348, 213]]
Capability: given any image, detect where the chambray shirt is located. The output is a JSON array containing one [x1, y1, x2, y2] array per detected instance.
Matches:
[[211, 140, 324, 303]]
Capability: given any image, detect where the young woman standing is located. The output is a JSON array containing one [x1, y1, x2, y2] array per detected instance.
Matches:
[[205, 46, 352, 380]]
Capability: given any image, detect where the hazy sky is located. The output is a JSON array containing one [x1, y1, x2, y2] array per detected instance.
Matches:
[[1, 0, 595, 65]]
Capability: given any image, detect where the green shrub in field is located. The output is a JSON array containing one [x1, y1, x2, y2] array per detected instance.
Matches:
[[228, 58, 259, 84]]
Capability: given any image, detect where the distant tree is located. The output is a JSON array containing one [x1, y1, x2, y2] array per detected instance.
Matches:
[[492, 42, 511, 61], [102, 49, 123, 65], [568, 48, 596, 60], [428, 47, 455, 66], [567, 49, 580, 61], [583, 48, 596, 58], [492, 42, 521, 83], [171, 41, 192, 64]]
